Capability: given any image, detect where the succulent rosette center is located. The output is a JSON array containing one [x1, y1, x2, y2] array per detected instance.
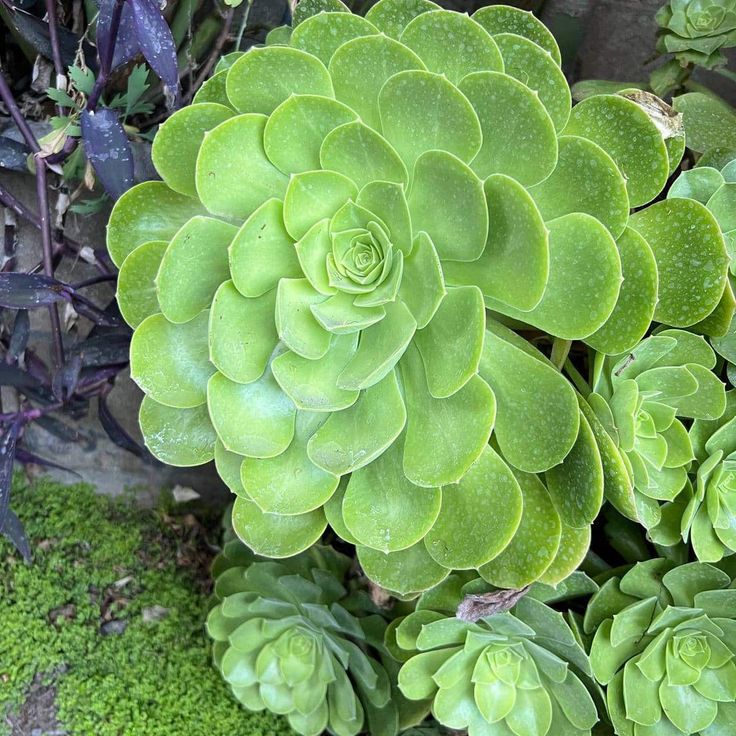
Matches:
[[587, 560, 736, 736], [589, 329, 726, 530], [656, 0, 736, 68], [395, 593, 598, 736]]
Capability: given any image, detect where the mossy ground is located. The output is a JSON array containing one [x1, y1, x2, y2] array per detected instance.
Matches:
[[0, 475, 294, 736]]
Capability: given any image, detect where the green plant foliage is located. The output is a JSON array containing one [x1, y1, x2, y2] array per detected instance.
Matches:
[[588, 329, 727, 531], [586, 559, 736, 736], [656, 0, 736, 69], [110, 0, 731, 596], [393, 578, 597, 736], [207, 537, 410, 736], [650, 391, 736, 562], [0, 476, 292, 736]]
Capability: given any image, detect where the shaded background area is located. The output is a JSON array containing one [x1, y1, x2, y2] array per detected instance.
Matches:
[[0, 0, 734, 503]]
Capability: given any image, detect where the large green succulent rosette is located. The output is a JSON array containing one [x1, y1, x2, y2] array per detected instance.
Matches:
[[587, 329, 727, 531], [656, 0, 736, 68], [586, 559, 736, 736], [110, 0, 729, 593], [207, 538, 405, 736], [391, 575, 598, 736]]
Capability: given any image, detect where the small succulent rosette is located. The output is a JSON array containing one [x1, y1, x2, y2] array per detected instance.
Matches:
[[586, 558, 736, 736], [587, 329, 727, 530], [391, 575, 598, 736], [206, 539, 402, 736], [656, 0, 736, 68], [111, 0, 729, 592], [651, 391, 736, 561]]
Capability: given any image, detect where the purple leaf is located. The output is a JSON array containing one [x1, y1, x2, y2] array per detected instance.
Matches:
[[8, 309, 30, 360], [81, 108, 134, 200], [97, 0, 141, 71], [0, 421, 21, 534], [129, 0, 180, 105], [53, 355, 83, 400], [2, 510, 31, 562], [71, 333, 131, 368], [99, 395, 152, 461], [0, 273, 70, 308]]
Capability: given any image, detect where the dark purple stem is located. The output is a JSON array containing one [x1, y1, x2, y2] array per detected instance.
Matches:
[[0, 404, 62, 425], [45, 135, 78, 165], [87, 0, 126, 111], [0, 70, 40, 153], [44, 0, 67, 117], [35, 159, 65, 370], [72, 274, 117, 289], [0, 181, 110, 275]]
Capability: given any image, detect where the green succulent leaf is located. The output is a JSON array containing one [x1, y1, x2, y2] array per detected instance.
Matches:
[[196, 114, 288, 219], [629, 198, 728, 327], [156, 216, 238, 324], [563, 94, 670, 207], [486, 212, 622, 340], [151, 103, 234, 197], [459, 70, 558, 186], [139, 395, 216, 466], [478, 470, 562, 588], [342, 438, 441, 553], [423, 445, 523, 570], [494, 32, 571, 131], [107, 181, 207, 268], [399, 10, 503, 84], [208, 369, 296, 458], [116, 240, 167, 328], [473, 4, 562, 65], [130, 311, 214, 408], [357, 541, 449, 596], [225, 46, 334, 115], [479, 321, 579, 473]]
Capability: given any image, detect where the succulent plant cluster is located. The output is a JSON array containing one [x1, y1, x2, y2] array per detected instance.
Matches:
[[586, 559, 736, 736], [112, 2, 736, 732], [391, 576, 598, 736], [207, 538, 403, 736], [656, 0, 736, 69], [110, 0, 733, 599]]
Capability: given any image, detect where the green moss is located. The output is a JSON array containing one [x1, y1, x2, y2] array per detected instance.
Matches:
[[0, 475, 294, 736]]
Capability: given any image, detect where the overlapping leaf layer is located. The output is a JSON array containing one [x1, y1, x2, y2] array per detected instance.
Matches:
[[111, 0, 730, 597]]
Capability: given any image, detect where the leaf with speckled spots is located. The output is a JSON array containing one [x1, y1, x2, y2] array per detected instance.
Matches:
[[139, 396, 216, 466], [563, 94, 670, 208], [584, 227, 658, 355], [485, 213, 622, 340], [528, 135, 628, 239], [494, 33, 570, 131], [459, 71, 557, 186], [629, 198, 728, 327], [545, 409, 604, 528], [399, 10, 503, 84], [479, 471, 561, 588], [423, 445, 522, 570], [479, 321, 579, 473], [473, 4, 561, 65], [343, 438, 441, 553]]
